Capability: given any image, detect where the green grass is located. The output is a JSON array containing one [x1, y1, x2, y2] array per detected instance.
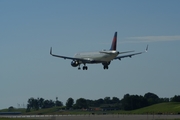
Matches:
[[25, 107, 93, 115], [156, 119, 180, 120], [129, 102, 180, 114], [1, 102, 180, 115], [29, 102, 180, 115], [104, 102, 180, 114]]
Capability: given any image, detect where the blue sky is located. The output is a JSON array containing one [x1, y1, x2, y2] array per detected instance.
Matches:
[[0, 0, 180, 109]]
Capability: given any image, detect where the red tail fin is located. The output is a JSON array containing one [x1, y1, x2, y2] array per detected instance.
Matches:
[[110, 32, 117, 50]]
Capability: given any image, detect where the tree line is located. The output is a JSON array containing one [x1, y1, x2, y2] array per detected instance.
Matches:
[[26, 92, 180, 112]]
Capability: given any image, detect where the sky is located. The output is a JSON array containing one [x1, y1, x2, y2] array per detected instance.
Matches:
[[0, 0, 180, 109]]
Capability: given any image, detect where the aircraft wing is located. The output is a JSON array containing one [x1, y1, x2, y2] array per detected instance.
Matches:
[[50, 47, 83, 60], [50, 47, 98, 63], [114, 45, 148, 60], [50, 48, 75, 60]]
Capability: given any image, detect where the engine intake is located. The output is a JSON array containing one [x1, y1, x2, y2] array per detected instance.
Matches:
[[71, 60, 79, 67]]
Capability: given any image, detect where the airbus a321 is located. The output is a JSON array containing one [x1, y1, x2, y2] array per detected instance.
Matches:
[[50, 32, 148, 70]]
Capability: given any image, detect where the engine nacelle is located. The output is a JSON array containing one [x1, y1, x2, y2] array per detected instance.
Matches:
[[71, 60, 79, 67]]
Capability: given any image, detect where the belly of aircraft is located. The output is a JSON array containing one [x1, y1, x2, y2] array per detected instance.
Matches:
[[75, 52, 118, 62]]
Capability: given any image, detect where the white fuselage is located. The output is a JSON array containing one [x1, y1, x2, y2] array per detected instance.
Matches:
[[74, 51, 119, 63], [50, 32, 147, 70]]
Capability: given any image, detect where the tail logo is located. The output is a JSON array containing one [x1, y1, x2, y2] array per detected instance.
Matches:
[[110, 32, 117, 50]]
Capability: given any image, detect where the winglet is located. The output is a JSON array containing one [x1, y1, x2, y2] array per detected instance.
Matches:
[[145, 45, 148, 52], [50, 47, 53, 55], [110, 32, 117, 50]]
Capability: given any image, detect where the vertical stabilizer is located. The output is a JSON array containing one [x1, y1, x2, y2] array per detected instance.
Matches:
[[110, 32, 117, 50]]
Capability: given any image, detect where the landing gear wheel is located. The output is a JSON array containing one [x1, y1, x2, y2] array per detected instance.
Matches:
[[83, 66, 88, 70], [78, 65, 81, 70], [103, 66, 108, 70]]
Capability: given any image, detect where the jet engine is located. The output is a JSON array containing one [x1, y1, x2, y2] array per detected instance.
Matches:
[[71, 60, 79, 67]]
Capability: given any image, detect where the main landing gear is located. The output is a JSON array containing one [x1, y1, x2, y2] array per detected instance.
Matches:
[[83, 66, 88, 70], [103, 65, 109, 69], [77, 62, 110, 70], [78, 65, 88, 70], [102, 62, 110, 70]]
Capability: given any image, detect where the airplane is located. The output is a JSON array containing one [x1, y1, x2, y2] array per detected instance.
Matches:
[[50, 32, 148, 70]]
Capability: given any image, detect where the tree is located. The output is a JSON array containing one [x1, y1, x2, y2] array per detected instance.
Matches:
[[144, 92, 159, 105], [38, 98, 44, 109], [8, 106, 14, 112], [26, 104, 31, 112], [121, 94, 131, 110], [104, 97, 111, 104], [56, 100, 63, 107], [42, 99, 55, 108], [112, 97, 120, 104], [171, 95, 180, 102], [121, 94, 148, 110], [55, 97, 63, 107], [26, 97, 40, 110], [159, 98, 169, 102], [74, 98, 88, 109], [86, 99, 95, 107], [66, 98, 74, 109], [95, 98, 104, 107], [34, 99, 39, 110]]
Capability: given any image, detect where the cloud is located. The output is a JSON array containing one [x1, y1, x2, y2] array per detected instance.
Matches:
[[123, 35, 180, 43]]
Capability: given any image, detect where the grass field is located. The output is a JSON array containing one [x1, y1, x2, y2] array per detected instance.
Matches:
[[157, 119, 180, 120], [1, 116, 180, 120], [1, 102, 180, 115], [129, 102, 180, 114]]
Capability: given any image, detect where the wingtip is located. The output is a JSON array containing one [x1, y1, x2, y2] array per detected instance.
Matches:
[[145, 45, 148, 52], [50, 47, 52, 55]]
